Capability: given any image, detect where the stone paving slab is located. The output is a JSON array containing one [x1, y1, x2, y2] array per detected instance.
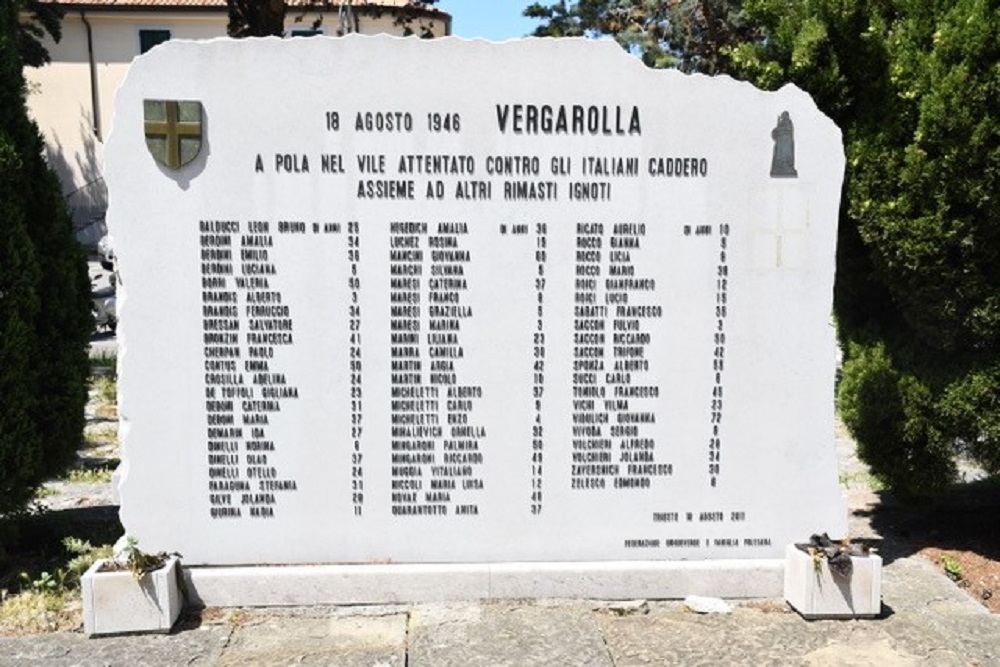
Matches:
[[879, 555, 1000, 664], [2, 553, 999, 667], [407, 600, 613, 667], [595, 596, 990, 666], [882, 556, 990, 616], [0, 623, 229, 667], [217, 612, 408, 667], [596, 605, 915, 667]]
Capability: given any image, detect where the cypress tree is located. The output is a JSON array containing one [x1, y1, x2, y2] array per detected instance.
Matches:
[[0, 3, 91, 516]]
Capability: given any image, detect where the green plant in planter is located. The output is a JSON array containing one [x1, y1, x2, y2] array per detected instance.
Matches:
[[102, 537, 181, 580]]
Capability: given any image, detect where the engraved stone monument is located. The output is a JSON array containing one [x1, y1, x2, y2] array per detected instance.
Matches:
[[107, 36, 847, 603]]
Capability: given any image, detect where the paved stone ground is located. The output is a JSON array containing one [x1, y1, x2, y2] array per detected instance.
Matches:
[[4, 342, 998, 665], [3, 571, 998, 666]]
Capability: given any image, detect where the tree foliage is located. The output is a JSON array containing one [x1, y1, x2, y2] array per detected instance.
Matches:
[[728, 0, 1000, 498], [524, 0, 759, 72], [530, 0, 1000, 498], [1, 3, 92, 517], [16, 0, 63, 67], [227, 0, 443, 38], [228, 0, 287, 37]]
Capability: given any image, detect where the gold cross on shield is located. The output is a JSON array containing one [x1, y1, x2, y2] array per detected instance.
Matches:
[[143, 100, 203, 169]]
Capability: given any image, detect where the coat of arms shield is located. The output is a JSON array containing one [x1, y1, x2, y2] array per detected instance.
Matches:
[[143, 100, 203, 169]]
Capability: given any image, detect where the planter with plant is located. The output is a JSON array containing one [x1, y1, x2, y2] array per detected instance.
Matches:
[[81, 537, 183, 636], [783, 533, 882, 619]]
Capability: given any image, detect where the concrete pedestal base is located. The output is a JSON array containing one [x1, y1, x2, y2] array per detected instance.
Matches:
[[82, 556, 183, 636], [784, 544, 882, 619], [182, 559, 784, 607]]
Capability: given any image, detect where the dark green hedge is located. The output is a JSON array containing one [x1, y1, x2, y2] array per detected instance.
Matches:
[[729, 0, 1000, 498], [0, 4, 91, 517]]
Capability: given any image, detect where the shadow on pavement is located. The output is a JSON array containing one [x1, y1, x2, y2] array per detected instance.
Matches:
[[860, 480, 1000, 566]]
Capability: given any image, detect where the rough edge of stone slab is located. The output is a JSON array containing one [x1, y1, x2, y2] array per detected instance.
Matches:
[[184, 560, 783, 607]]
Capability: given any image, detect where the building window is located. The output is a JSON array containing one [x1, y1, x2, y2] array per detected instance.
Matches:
[[139, 29, 171, 54], [290, 29, 324, 37]]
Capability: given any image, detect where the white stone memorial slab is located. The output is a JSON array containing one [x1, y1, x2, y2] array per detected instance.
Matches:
[[108, 36, 847, 570]]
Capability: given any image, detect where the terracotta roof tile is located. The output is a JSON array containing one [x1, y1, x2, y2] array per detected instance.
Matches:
[[44, 0, 444, 9], [45, 0, 227, 6]]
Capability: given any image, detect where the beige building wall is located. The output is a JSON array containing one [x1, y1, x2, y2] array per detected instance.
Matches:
[[27, 11, 228, 242], [24, 4, 450, 242]]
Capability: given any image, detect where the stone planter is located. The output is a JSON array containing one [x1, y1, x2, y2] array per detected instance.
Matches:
[[82, 556, 183, 636], [783, 543, 882, 619]]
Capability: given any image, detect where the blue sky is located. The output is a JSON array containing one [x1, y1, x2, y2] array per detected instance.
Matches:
[[437, 0, 544, 41]]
